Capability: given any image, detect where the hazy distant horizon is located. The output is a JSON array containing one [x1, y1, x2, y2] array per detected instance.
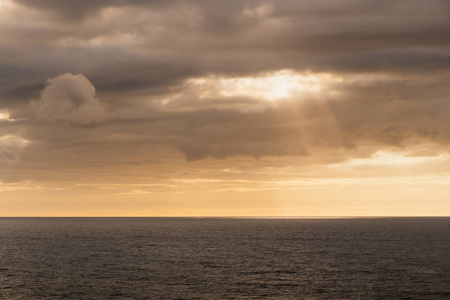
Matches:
[[1, 215, 449, 219]]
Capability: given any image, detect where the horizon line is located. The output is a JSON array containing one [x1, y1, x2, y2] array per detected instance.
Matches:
[[1, 216, 449, 218]]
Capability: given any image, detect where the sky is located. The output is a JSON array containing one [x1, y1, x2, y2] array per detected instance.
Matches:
[[1, 0, 450, 216]]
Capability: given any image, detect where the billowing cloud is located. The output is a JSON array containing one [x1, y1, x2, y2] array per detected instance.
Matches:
[[31, 73, 107, 125]]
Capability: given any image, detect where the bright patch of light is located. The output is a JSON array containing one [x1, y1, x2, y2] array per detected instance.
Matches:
[[0, 111, 25, 122], [0, 134, 29, 147], [0, 0, 12, 11], [0, 112, 9, 120], [339, 151, 449, 167], [189, 70, 336, 101], [242, 3, 273, 19]]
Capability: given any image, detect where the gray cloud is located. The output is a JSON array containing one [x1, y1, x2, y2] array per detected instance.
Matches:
[[0, 135, 28, 163], [0, 0, 450, 185], [30, 73, 107, 125]]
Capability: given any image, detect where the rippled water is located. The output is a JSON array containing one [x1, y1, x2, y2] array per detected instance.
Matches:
[[0, 217, 449, 299]]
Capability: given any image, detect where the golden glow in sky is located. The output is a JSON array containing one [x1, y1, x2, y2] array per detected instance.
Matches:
[[0, 1, 449, 216], [0, 0, 10, 7], [334, 151, 449, 167], [190, 70, 334, 101], [0, 112, 9, 120]]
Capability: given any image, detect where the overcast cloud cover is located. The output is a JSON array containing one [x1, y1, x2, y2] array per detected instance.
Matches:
[[1, 0, 450, 192]]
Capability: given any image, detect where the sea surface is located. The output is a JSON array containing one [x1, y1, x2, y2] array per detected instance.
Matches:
[[0, 217, 449, 299]]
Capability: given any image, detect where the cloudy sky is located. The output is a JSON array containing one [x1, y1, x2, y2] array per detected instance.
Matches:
[[1, 0, 450, 216]]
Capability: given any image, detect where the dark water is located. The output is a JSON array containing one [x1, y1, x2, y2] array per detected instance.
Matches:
[[0, 218, 449, 299]]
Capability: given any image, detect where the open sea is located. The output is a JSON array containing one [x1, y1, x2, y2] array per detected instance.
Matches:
[[0, 217, 449, 299]]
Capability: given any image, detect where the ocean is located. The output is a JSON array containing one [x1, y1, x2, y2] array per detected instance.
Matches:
[[0, 217, 449, 299]]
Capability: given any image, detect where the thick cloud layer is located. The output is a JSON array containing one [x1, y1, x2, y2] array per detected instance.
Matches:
[[0, 0, 449, 187]]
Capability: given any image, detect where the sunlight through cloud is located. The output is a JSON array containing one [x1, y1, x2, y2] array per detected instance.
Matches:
[[0, 0, 12, 13], [189, 70, 337, 101], [334, 151, 449, 168], [0, 112, 9, 120]]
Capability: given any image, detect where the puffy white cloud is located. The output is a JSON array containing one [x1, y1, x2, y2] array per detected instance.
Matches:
[[31, 73, 107, 125]]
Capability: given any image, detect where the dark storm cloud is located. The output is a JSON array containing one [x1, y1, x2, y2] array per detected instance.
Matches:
[[0, 0, 450, 182]]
